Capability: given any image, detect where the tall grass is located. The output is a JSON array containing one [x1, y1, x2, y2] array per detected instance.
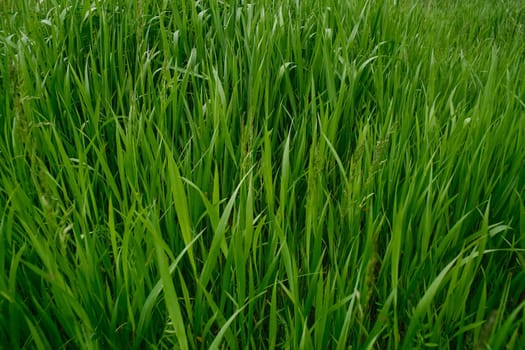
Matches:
[[1, 0, 524, 348]]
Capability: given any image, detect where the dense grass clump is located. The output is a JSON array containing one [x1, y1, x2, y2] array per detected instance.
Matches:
[[1, 0, 524, 348]]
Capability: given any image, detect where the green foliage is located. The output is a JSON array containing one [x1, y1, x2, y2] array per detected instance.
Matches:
[[1, 0, 524, 348]]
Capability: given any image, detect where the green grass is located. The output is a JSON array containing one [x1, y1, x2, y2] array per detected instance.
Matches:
[[1, 0, 524, 348]]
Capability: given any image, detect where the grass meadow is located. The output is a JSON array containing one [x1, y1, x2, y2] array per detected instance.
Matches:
[[1, 0, 525, 348]]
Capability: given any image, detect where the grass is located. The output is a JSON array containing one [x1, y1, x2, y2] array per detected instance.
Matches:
[[1, 0, 524, 348]]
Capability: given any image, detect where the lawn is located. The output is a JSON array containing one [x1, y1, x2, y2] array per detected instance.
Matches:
[[1, 0, 524, 348]]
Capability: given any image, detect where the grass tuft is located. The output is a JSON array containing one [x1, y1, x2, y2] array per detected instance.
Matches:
[[1, 0, 524, 348]]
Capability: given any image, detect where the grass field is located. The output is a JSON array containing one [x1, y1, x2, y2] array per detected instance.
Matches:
[[1, 0, 525, 348]]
